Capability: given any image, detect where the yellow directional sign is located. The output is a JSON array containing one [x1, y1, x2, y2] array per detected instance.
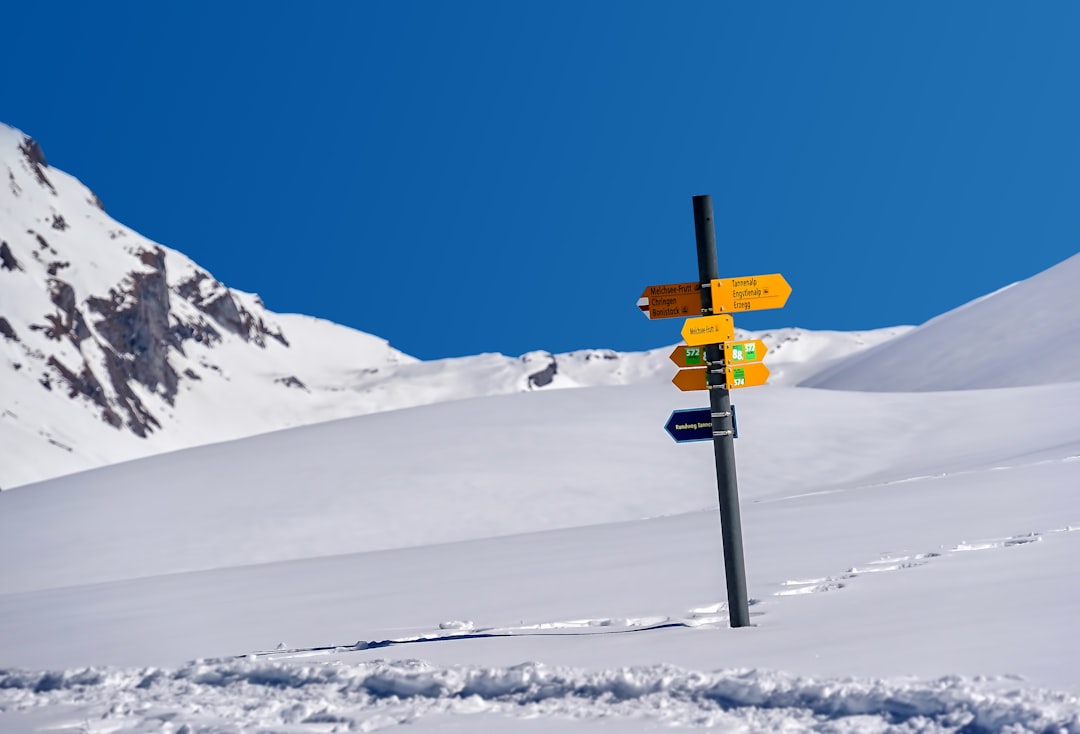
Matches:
[[638, 282, 702, 320], [723, 339, 768, 364], [669, 345, 706, 368], [726, 361, 770, 389], [672, 367, 709, 392], [681, 314, 735, 347], [711, 273, 791, 313]]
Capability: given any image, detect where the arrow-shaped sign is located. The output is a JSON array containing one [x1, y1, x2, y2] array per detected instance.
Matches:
[[663, 407, 713, 443], [711, 273, 791, 313], [723, 339, 768, 364], [726, 361, 770, 389], [681, 314, 735, 347], [669, 345, 705, 368], [671, 367, 709, 391], [637, 282, 702, 320]]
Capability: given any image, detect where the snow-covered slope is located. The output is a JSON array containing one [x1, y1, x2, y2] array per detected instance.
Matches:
[[801, 252, 1080, 391], [0, 122, 908, 489], [1, 378, 1078, 731]]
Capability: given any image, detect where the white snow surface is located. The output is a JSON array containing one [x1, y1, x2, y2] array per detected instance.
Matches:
[[2, 377, 1079, 731], [801, 251, 1080, 391]]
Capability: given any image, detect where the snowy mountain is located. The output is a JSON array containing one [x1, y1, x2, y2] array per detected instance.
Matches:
[[0, 123, 906, 489], [3, 125, 1080, 733], [801, 251, 1080, 391]]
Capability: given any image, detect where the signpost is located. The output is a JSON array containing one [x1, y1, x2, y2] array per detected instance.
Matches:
[[671, 367, 709, 392], [725, 362, 770, 389], [664, 408, 713, 443], [710, 274, 791, 313], [638, 282, 702, 320], [724, 339, 768, 364], [637, 194, 792, 629], [669, 345, 705, 368], [680, 314, 735, 346]]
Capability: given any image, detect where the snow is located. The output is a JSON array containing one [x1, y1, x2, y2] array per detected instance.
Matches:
[[1, 373, 1079, 730], [801, 251, 1080, 391], [4, 120, 1080, 730]]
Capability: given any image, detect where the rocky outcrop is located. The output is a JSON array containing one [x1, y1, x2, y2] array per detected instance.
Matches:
[[18, 136, 54, 194], [0, 317, 17, 341], [0, 241, 19, 271], [175, 271, 288, 347], [527, 353, 558, 388]]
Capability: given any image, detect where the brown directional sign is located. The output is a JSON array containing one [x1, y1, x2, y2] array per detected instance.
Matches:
[[669, 345, 706, 368], [711, 273, 791, 313], [723, 339, 768, 364], [726, 361, 770, 389], [681, 314, 735, 346], [672, 367, 709, 392], [637, 282, 702, 320]]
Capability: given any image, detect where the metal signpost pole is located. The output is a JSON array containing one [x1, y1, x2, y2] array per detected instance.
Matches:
[[692, 194, 751, 628]]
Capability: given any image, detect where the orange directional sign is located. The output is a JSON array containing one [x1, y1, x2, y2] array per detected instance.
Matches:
[[672, 367, 709, 391], [681, 314, 735, 347], [723, 339, 768, 364], [711, 273, 791, 313], [637, 282, 702, 320], [669, 345, 706, 368], [726, 361, 770, 389]]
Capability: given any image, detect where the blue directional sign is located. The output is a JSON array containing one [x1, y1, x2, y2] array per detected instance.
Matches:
[[664, 408, 713, 443]]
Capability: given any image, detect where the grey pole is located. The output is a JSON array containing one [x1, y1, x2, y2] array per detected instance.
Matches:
[[692, 194, 751, 628]]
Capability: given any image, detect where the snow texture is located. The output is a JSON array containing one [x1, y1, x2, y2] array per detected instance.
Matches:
[[3, 661, 1079, 733]]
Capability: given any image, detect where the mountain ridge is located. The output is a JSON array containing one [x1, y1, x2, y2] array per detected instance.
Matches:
[[2, 122, 906, 489]]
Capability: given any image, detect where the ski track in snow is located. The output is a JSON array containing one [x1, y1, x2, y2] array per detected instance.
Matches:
[[2, 514, 1077, 731], [775, 525, 1078, 597], [239, 523, 1079, 660], [3, 661, 1080, 733]]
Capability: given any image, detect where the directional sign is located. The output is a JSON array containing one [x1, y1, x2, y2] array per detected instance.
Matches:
[[681, 314, 735, 347], [637, 282, 702, 320], [711, 273, 791, 313], [726, 361, 770, 389], [723, 339, 768, 364], [672, 367, 709, 391], [664, 407, 713, 443], [669, 345, 706, 368]]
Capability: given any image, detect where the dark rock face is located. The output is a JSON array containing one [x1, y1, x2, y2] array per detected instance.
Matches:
[[527, 354, 558, 388], [3, 132, 296, 440], [1, 241, 20, 271], [0, 317, 17, 341], [87, 249, 180, 406], [20, 244, 296, 437], [175, 271, 289, 347], [275, 375, 307, 390], [18, 136, 54, 194]]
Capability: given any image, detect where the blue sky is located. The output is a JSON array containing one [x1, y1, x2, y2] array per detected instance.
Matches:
[[5, 2, 1079, 359]]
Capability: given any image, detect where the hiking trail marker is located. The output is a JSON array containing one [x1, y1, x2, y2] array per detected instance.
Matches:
[[669, 346, 704, 368], [636, 194, 793, 629], [680, 314, 735, 346], [663, 408, 713, 443], [724, 339, 768, 364], [638, 282, 702, 320], [726, 361, 770, 389], [671, 367, 709, 392], [710, 273, 792, 313]]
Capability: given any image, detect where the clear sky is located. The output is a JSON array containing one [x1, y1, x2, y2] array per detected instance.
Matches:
[[5, 2, 1079, 359]]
